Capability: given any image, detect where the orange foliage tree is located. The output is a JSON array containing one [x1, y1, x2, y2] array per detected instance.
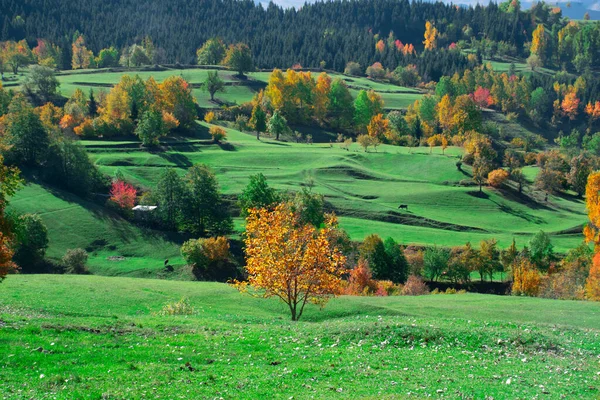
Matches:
[[0, 155, 21, 281], [488, 169, 510, 187], [72, 35, 94, 70], [512, 258, 541, 296], [237, 202, 346, 320], [584, 172, 600, 249], [561, 91, 580, 120], [367, 114, 390, 141], [585, 101, 600, 123], [584, 174, 600, 300], [585, 253, 600, 301]]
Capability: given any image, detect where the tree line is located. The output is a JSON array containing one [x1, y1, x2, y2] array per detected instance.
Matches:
[[0, 0, 541, 71]]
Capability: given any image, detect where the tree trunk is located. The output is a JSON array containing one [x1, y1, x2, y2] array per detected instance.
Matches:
[[256, 130, 260, 140]]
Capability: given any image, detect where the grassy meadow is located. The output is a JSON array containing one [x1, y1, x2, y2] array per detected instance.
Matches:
[[1, 275, 600, 398], [3, 66, 588, 276], [8, 121, 587, 275]]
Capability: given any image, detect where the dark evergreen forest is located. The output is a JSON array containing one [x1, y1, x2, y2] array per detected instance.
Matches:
[[0, 0, 537, 71]]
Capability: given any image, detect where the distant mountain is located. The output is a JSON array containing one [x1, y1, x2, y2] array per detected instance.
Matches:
[[258, 0, 600, 19]]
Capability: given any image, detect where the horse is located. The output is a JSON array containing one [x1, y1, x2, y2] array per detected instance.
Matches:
[[398, 204, 408, 210]]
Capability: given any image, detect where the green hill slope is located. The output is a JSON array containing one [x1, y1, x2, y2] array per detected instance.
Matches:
[[1, 275, 599, 398]]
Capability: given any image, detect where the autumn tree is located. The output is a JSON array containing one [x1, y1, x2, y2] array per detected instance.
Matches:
[[181, 236, 231, 280], [1, 40, 32, 74], [512, 258, 541, 296], [585, 253, 600, 301], [357, 134, 378, 152], [530, 24, 547, 65], [423, 21, 439, 50], [72, 35, 94, 69], [313, 72, 331, 123], [223, 43, 253, 77], [584, 172, 600, 250], [209, 126, 227, 143], [488, 168, 509, 188], [0, 155, 21, 282], [365, 62, 385, 79], [367, 114, 390, 141], [560, 90, 580, 121], [109, 180, 137, 210], [238, 203, 346, 321], [196, 38, 226, 65], [159, 76, 197, 129]]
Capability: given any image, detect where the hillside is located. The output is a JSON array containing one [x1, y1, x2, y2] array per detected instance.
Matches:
[[1, 275, 600, 398]]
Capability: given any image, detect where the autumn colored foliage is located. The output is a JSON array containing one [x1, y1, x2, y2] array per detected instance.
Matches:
[[237, 203, 346, 320], [488, 169, 510, 188], [109, 180, 137, 210], [585, 253, 600, 301], [584, 172, 600, 250], [423, 21, 438, 50], [512, 258, 542, 297], [209, 126, 227, 142]]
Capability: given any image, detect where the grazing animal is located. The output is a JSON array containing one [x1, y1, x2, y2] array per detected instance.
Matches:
[[398, 204, 408, 210], [164, 259, 169, 266]]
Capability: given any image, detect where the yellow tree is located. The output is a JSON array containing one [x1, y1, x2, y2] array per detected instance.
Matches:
[[584, 172, 600, 250], [367, 114, 390, 141], [72, 36, 93, 69], [238, 203, 346, 321], [265, 69, 286, 111], [437, 94, 454, 132], [585, 253, 600, 301], [441, 135, 449, 154], [313, 72, 331, 123], [423, 21, 438, 50], [530, 24, 547, 64]]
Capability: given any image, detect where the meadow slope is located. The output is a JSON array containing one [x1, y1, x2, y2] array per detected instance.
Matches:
[[1, 275, 600, 399]]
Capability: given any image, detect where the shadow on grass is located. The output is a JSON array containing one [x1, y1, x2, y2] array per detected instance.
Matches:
[[156, 152, 193, 168], [466, 190, 489, 199], [40, 182, 187, 250], [217, 142, 236, 151], [262, 140, 291, 147], [495, 187, 552, 211]]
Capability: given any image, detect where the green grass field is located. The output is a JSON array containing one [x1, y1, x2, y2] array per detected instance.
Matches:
[[1, 275, 600, 398], [3, 66, 588, 276], [3, 66, 424, 110], [8, 119, 586, 275]]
